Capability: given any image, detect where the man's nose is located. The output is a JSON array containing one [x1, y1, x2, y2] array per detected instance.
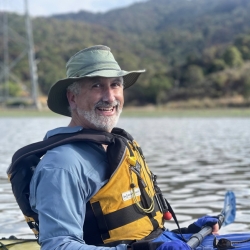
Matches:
[[102, 87, 115, 102]]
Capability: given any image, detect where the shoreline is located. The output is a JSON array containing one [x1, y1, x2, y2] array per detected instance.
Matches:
[[1, 107, 250, 117]]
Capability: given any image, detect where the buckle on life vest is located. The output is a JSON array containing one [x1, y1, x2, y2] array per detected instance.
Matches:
[[127, 156, 136, 166], [25, 216, 39, 238]]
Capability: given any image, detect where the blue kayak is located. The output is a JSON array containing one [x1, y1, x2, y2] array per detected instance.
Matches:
[[153, 231, 250, 249], [197, 233, 250, 249]]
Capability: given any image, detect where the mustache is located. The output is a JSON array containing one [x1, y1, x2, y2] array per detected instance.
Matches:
[[95, 100, 121, 108]]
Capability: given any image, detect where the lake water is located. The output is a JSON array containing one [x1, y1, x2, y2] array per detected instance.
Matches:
[[0, 116, 250, 239]]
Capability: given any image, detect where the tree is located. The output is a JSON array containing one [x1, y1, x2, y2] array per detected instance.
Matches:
[[209, 59, 227, 73], [241, 73, 250, 99], [223, 46, 243, 67], [144, 75, 173, 104], [234, 35, 250, 60], [182, 65, 204, 87], [0, 82, 22, 97]]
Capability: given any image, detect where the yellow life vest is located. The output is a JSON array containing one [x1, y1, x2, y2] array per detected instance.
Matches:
[[88, 137, 164, 244]]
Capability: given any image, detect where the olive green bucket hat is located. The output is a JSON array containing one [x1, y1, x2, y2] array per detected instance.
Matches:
[[47, 45, 145, 117]]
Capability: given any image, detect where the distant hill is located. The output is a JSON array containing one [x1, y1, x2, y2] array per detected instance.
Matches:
[[53, 0, 250, 64], [53, 0, 250, 35], [1, 0, 250, 107]]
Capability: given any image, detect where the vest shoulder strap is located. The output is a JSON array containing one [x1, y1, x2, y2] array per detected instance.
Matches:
[[7, 128, 114, 176]]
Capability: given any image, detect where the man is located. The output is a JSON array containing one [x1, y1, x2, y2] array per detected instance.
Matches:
[[29, 45, 219, 250]]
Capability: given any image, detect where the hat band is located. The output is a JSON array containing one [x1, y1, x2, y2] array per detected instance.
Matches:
[[67, 61, 120, 77], [83, 68, 123, 76]]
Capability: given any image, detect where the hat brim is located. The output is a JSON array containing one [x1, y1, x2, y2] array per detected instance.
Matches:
[[47, 69, 145, 117]]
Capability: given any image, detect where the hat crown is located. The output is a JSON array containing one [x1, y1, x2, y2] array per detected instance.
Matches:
[[66, 45, 121, 78]]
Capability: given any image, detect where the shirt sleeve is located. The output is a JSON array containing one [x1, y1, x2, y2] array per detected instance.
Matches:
[[29, 154, 126, 250]]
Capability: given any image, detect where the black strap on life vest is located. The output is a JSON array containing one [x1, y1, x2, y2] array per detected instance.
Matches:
[[8, 129, 114, 175], [88, 195, 161, 243]]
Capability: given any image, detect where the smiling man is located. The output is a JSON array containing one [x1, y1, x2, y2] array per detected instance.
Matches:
[[28, 45, 219, 250], [67, 76, 124, 131]]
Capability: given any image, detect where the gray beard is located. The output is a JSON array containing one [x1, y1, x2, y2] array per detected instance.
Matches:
[[76, 101, 122, 132]]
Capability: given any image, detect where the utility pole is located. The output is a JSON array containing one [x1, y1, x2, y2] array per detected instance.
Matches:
[[24, 0, 41, 110], [3, 9, 9, 100]]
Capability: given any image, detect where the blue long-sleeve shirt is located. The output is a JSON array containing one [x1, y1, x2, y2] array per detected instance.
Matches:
[[29, 126, 127, 250]]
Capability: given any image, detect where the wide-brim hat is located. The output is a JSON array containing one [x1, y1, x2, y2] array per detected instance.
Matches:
[[47, 45, 145, 117]]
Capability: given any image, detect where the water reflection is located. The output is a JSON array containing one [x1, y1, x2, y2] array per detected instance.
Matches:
[[0, 117, 249, 237]]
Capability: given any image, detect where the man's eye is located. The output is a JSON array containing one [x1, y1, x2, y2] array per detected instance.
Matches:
[[112, 82, 122, 87], [92, 83, 101, 88]]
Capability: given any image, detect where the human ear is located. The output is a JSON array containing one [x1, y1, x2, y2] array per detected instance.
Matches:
[[66, 90, 77, 110]]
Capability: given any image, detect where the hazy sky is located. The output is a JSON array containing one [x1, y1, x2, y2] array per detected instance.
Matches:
[[1, 0, 148, 17]]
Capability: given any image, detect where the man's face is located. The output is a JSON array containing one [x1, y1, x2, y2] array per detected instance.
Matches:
[[67, 76, 124, 132]]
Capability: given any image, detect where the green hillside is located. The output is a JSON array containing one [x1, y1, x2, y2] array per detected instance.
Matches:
[[53, 0, 250, 64], [1, 0, 250, 107]]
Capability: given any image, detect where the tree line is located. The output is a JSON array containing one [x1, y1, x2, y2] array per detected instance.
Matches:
[[1, 0, 250, 107]]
